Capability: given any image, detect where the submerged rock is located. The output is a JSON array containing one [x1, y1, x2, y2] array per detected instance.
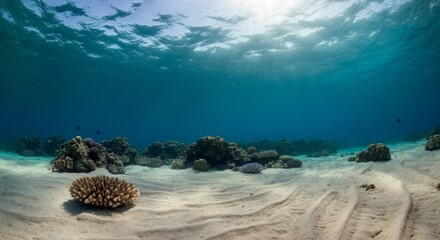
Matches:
[[425, 134, 440, 151], [355, 143, 391, 162], [142, 141, 188, 160], [171, 159, 186, 169], [193, 158, 210, 172], [250, 150, 280, 164], [102, 137, 137, 163], [185, 136, 249, 167], [266, 155, 302, 168]]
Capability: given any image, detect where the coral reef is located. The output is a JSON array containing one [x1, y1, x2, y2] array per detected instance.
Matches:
[[17, 134, 44, 156], [51, 157, 74, 172], [134, 157, 165, 168], [425, 134, 440, 151], [250, 150, 280, 164], [426, 125, 440, 139], [192, 159, 210, 172], [185, 136, 249, 167], [50, 136, 105, 173], [142, 141, 188, 160], [44, 135, 67, 155], [266, 155, 302, 168], [247, 146, 257, 155], [102, 137, 137, 163], [69, 176, 140, 208], [355, 143, 391, 162], [2, 135, 66, 156], [241, 138, 343, 156], [239, 162, 264, 174], [106, 163, 125, 174]]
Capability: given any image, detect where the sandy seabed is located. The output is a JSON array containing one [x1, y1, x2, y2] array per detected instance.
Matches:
[[0, 141, 439, 240]]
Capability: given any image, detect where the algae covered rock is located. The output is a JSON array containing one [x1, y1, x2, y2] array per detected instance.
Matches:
[[355, 143, 391, 162], [50, 136, 104, 173], [193, 158, 210, 172], [250, 150, 280, 164], [185, 136, 249, 167], [425, 134, 440, 151], [266, 155, 302, 168], [142, 141, 187, 159], [171, 159, 186, 169], [102, 137, 137, 163]]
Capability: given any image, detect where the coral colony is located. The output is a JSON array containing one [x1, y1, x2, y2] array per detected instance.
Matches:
[[239, 162, 264, 174]]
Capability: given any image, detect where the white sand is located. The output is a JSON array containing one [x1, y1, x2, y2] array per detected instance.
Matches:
[[0, 140, 439, 240]]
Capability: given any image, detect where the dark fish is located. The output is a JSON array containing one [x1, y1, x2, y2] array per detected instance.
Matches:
[[152, 136, 155, 140], [96, 130, 101, 134], [357, 122, 360, 126], [396, 118, 401, 123], [76, 126, 81, 131]]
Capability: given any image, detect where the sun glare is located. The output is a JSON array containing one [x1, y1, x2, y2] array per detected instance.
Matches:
[[240, 0, 305, 23]]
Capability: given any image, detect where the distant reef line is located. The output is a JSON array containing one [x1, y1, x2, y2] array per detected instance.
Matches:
[[0, 124, 439, 158]]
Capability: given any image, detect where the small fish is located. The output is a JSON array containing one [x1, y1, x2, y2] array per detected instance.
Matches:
[[76, 126, 81, 131], [152, 136, 155, 140], [396, 118, 401, 123], [96, 130, 101, 134], [357, 122, 360, 126]]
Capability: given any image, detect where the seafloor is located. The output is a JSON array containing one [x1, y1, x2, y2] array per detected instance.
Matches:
[[0, 140, 439, 240]]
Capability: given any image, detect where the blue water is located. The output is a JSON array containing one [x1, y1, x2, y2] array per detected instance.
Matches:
[[1, 0, 439, 147]]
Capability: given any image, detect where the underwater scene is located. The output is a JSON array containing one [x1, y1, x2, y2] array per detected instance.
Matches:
[[0, 0, 439, 239]]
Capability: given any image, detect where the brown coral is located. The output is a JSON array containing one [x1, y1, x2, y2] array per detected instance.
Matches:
[[356, 143, 391, 162], [425, 134, 440, 151], [69, 176, 140, 208], [51, 157, 74, 172]]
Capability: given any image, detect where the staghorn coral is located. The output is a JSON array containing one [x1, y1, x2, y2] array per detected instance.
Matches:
[[239, 162, 264, 174], [69, 176, 140, 208]]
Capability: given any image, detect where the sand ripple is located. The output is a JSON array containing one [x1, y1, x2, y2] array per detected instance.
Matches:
[[0, 143, 439, 240]]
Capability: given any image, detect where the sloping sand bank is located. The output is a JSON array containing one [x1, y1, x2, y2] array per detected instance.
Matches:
[[0, 141, 439, 240]]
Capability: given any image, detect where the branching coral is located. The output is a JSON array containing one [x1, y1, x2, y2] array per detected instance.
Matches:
[[69, 176, 140, 208]]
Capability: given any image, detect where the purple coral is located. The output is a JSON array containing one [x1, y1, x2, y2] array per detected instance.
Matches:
[[83, 138, 103, 149], [239, 162, 264, 174]]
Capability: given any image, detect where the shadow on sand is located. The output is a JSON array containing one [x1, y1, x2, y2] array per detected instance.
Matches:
[[62, 199, 135, 216]]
